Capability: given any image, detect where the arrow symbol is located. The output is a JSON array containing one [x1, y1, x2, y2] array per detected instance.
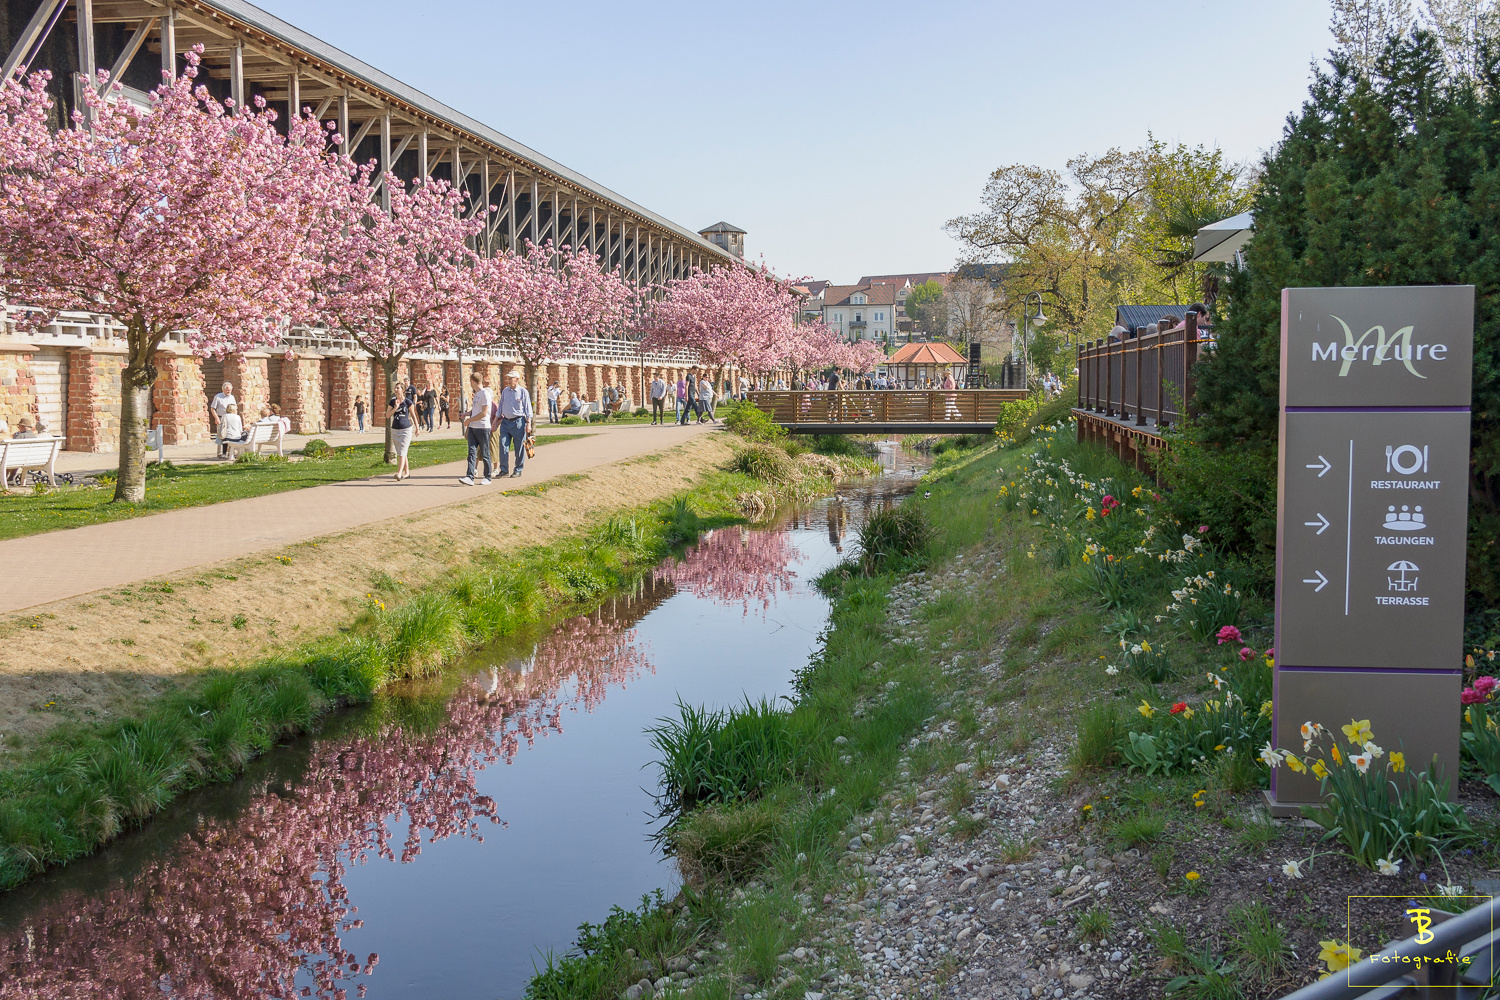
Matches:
[[1302, 570, 1329, 592], [1304, 513, 1330, 535], [1306, 456, 1332, 477]]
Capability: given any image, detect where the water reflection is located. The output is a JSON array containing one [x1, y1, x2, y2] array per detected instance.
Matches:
[[0, 460, 925, 999]]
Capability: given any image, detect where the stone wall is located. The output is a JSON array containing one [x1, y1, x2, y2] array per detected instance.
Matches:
[[222, 354, 270, 424], [0, 344, 37, 434], [66, 348, 124, 452], [150, 351, 210, 445], [279, 355, 325, 434]]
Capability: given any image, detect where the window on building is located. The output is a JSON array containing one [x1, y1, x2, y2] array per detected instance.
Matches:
[[875, 312, 884, 322], [855, 312, 863, 322]]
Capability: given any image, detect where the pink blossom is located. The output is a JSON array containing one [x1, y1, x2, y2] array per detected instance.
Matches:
[[1216, 625, 1243, 646], [1474, 676, 1499, 698], [1239, 647, 1256, 661], [1463, 687, 1485, 705], [1198, 525, 1210, 533]]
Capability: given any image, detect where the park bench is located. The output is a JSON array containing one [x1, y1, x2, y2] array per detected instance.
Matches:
[[1, 436, 61, 491], [224, 420, 284, 460]]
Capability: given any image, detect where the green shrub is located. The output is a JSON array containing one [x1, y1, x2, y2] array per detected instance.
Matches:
[[805, 434, 869, 457], [1111, 811, 1167, 847], [559, 415, 585, 426], [301, 438, 331, 459], [633, 406, 649, 417], [723, 401, 786, 443], [730, 444, 794, 484], [856, 504, 932, 574]]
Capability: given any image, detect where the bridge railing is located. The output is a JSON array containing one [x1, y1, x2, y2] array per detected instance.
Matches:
[[1076, 312, 1213, 430], [748, 389, 1027, 426]]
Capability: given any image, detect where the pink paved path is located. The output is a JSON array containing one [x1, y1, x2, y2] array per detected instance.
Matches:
[[0, 422, 715, 614]]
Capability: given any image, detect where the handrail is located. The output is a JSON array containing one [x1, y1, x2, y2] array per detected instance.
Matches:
[[748, 389, 1027, 426], [1278, 896, 1498, 998], [1074, 313, 1214, 432]]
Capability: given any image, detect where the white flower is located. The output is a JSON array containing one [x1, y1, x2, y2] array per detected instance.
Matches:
[[1376, 856, 1401, 876], [1105, 665, 1119, 676], [1259, 742, 1284, 768], [1438, 883, 1466, 897], [1130, 644, 1143, 655], [1351, 753, 1372, 774], [1207, 672, 1224, 690], [1363, 741, 1384, 759], [1282, 859, 1304, 879]]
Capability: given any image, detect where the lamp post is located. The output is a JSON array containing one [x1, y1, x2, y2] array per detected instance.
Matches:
[[1018, 291, 1046, 388]]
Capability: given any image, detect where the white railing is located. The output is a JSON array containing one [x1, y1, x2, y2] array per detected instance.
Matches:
[[2, 306, 700, 367]]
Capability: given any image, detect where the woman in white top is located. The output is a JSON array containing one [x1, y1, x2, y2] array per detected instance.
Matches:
[[220, 404, 245, 445]]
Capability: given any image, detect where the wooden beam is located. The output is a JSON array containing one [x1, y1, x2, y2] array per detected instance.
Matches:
[[3, 0, 68, 81]]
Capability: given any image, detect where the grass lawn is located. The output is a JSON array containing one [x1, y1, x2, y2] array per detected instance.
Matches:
[[0, 435, 588, 541]]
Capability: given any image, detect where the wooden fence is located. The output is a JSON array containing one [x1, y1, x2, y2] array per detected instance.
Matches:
[[748, 389, 1028, 432], [1075, 312, 1210, 429]]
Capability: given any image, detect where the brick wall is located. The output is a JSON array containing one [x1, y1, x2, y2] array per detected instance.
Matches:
[[150, 352, 209, 444], [324, 357, 359, 431], [280, 354, 325, 434], [66, 348, 125, 452], [222, 354, 269, 422], [0, 346, 37, 433]]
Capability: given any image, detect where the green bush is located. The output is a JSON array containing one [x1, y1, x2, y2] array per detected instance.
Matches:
[[856, 504, 932, 575], [730, 444, 794, 484], [722, 401, 786, 443], [558, 415, 585, 426], [301, 438, 331, 459], [633, 407, 649, 417], [648, 699, 805, 806]]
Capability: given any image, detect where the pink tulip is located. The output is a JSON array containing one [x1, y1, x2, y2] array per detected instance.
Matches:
[[1216, 625, 1243, 646]]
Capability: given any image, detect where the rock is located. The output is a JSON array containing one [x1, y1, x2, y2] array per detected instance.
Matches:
[[623, 979, 652, 1000], [955, 762, 972, 773], [960, 876, 979, 892], [652, 977, 670, 991], [806, 993, 825, 1000], [1068, 973, 1096, 989], [793, 947, 808, 961], [919, 859, 938, 874], [848, 837, 863, 851], [834, 735, 848, 745], [883, 947, 900, 961], [1110, 951, 1123, 963]]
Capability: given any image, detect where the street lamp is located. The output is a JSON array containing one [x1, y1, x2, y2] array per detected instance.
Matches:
[[1019, 291, 1046, 386]]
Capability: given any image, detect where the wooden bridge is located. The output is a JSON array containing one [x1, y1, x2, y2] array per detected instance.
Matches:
[[746, 389, 1026, 434]]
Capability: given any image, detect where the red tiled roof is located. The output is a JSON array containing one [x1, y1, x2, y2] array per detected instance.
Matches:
[[889, 341, 966, 364]]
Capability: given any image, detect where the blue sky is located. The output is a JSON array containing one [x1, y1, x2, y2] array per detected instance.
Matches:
[[258, 0, 1336, 283]]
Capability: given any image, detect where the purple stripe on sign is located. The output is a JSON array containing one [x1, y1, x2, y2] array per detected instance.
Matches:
[[1284, 405, 1470, 413], [1277, 665, 1462, 675]]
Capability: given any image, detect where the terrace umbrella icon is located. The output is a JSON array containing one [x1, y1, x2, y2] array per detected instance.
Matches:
[[1386, 560, 1420, 592]]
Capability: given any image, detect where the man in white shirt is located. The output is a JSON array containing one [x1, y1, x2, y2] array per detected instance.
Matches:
[[649, 374, 667, 425], [458, 372, 493, 485], [209, 381, 236, 458], [547, 381, 562, 423]]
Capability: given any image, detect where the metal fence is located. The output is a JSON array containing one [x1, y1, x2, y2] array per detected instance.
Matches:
[[1075, 314, 1212, 430], [1277, 895, 1499, 999]]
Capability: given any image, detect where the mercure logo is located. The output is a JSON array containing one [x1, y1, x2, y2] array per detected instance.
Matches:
[[1310, 316, 1450, 378]]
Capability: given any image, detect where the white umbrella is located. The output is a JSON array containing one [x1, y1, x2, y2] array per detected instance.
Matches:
[[1192, 212, 1254, 263]]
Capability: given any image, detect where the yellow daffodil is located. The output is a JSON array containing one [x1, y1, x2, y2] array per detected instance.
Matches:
[[1330, 744, 1343, 765], [1260, 700, 1274, 718], [1138, 700, 1154, 719], [1285, 753, 1307, 774], [1318, 940, 1363, 974], [1140, 640, 1152, 653], [1312, 760, 1330, 779], [1389, 751, 1406, 773], [1341, 719, 1374, 745]]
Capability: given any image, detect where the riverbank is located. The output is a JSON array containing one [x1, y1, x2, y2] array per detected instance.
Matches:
[[0, 429, 877, 891], [532, 415, 1500, 1000]]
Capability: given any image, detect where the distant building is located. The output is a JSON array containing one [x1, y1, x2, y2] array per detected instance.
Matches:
[[822, 283, 899, 344], [698, 222, 747, 259], [886, 340, 968, 387]]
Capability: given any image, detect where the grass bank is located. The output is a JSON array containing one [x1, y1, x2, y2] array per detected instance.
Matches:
[[0, 435, 588, 541], [0, 440, 872, 891]]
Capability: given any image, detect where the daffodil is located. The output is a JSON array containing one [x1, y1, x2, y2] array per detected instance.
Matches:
[[1389, 751, 1405, 773], [1312, 760, 1330, 779], [1285, 753, 1306, 774], [1377, 856, 1401, 876], [1140, 640, 1152, 653], [1341, 719, 1374, 745], [1330, 743, 1343, 765], [1283, 859, 1305, 879], [1259, 742, 1284, 767], [1138, 700, 1154, 719], [1260, 700, 1274, 719], [1350, 752, 1371, 774], [1362, 740, 1384, 759], [1318, 939, 1362, 973]]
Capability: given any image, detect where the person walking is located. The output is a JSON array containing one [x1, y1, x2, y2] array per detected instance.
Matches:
[[649, 372, 667, 424], [420, 384, 437, 432], [458, 372, 493, 485], [547, 381, 562, 423], [209, 381, 236, 458], [675, 374, 688, 425], [682, 371, 698, 425], [697, 375, 715, 423], [388, 380, 419, 480], [439, 390, 451, 429], [495, 367, 533, 478], [354, 395, 366, 432]]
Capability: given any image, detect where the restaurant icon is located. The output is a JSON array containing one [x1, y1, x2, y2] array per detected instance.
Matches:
[[1387, 560, 1420, 592], [1383, 505, 1427, 530]]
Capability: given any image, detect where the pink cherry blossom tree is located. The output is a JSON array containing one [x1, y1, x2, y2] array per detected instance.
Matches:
[[310, 176, 486, 462], [0, 50, 357, 502], [640, 262, 802, 389], [477, 241, 635, 407]]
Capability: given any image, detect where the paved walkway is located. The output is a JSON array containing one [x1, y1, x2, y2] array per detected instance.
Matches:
[[0, 421, 716, 614]]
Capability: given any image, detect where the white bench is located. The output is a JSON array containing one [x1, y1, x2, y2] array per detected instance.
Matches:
[[1, 436, 61, 490], [224, 421, 284, 460]]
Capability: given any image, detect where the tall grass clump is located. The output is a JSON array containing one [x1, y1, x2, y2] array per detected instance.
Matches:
[[380, 592, 466, 676], [649, 699, 806, 806], [721, 400, 786, 444], [1070, 700, 1124, 772], [730, 444, 794, 484], [856, 504, 932, 574]]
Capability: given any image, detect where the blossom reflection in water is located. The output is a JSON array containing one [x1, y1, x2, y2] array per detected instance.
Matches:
[[0, 607, 654, 1000], [653, 526, 801, 615]]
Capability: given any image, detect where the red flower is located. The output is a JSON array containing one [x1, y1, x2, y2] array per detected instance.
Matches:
[[1169, 701, 1189, 715], [1462, 687, 1485, 705], [1216, 625, 1243, 646], [1474, 675, 1499, 698], [1238, 647, 1256, 661]]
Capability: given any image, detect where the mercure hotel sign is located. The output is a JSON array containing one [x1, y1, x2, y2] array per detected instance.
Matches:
[[1267, 286, 1473, 812]]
